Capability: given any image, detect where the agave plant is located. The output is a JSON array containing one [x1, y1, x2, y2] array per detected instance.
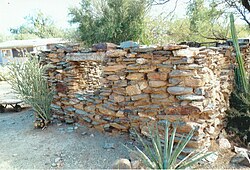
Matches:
[[128, 120, 211, 169], [8, 55, 54, 127]]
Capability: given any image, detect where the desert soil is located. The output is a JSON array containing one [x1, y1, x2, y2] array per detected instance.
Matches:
[[0, 81, 132, 169], [0, 81, 248, 169]]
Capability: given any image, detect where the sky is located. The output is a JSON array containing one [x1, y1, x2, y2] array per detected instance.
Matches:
[[0, 0, 188, 35], [0, 0, 81, 34]]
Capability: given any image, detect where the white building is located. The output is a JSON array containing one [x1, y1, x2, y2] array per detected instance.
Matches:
[[0, 38, 67, 64]]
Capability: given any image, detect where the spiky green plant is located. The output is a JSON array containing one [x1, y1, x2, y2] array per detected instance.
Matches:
[[8, 56, 54, 126], [0, 65, 10, 81], [230, 13, 248, 94], [128, 121, 211, 169]]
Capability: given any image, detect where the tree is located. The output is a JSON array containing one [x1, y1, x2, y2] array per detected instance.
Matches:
[[69, 0, 148, 46], [223, 0, 250, 27], [10, 11, 64, 39], [143, 0, 249, 44], [152, 0, 250, 27], [186, 0, 229, 41]]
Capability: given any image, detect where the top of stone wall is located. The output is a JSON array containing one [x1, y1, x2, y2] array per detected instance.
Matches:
[[66, 52, 105, 61]]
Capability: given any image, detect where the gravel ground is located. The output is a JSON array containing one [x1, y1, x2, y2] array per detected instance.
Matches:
[[0, 109, 132, 169], [0, 81, 132, 169]]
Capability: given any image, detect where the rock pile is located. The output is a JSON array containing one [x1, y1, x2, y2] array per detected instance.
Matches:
[[40, 43, 246, 151]]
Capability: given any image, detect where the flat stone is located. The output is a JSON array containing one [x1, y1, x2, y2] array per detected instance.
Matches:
[[134, 98, 150, 106], [84, 105, 96, 113], [138, 66, 157, 73], [82, 117, 92, 123], [184, 77, 205, 87], [75, 109, 89, 116], [163, 44, 188, 50], [114, 95, 125, 103], [110, 123, 128, 130], [131, 46, 156, 53], [104, 65, 126, 72], [126, 73, 144, 80], [126, 85, 141, 96], [127, 64, 140, 70], [138, 81, 148, 90], [106, 50, 127, 57], [143, 87, 166, 94], [153, 50, 172, 55], [113, 87, 126, 95], [167, 86, 193, 95], [65, 107, 75, 112], [114, 80, 127, 87], [66, 52, 105, 61], [131, 94, 149, 101], [151, 94, 168, 99], [65, 118, 74, 124], [92, 42, 117, 51], [97, 105, 116, 116], [176, 94, 205, 101], [106, 75, 120, 81], [74, 103, 83, 110], [177, 64, 203, 70], [116, 110, 125, 117], [172, 49, 198, 57], [136, 58, 148, 64], [169, 70, 194, 77], [169, 78, 182, 85], [172, 57, 194, 64], [149, 81, 167, 88], [165, 106, 200, 115], [51, 104, 61, 110], [147, 72, 167, 80], [120, 41, 139, 49]]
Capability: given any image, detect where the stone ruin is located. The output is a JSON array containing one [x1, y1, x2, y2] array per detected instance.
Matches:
[[40, 43, 250, 152]]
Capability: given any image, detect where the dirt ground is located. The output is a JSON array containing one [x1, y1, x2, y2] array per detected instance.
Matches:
[[0, 81, 248, 169], [0, 81, 132, 169], [0, 108, 133, 169]]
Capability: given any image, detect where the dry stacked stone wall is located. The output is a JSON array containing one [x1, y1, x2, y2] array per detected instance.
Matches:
[[241, 45, 250, 74], [40, 44, 249, 151]]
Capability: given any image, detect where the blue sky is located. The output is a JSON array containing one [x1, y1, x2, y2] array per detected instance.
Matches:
[[0, 0, 188, 35]]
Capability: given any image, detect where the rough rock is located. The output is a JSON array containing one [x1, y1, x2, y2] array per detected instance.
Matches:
[[112, 158, 132, 169], [167, 86, 193, 95], [126, 85, 141, 96]]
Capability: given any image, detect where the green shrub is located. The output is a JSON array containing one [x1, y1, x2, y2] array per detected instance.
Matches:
[[8, 56, 53, 127], [127, 121, 211, 169]]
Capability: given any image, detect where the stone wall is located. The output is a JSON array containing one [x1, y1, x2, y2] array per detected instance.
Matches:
[[241, 45, 250, 75], [40, 44, 250, 151]]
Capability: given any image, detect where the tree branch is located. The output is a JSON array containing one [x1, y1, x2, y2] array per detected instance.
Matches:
[[242, 0, 250, 12], [151, 0, 171, 5]]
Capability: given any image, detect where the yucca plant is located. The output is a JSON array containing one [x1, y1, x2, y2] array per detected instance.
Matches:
[[0, 65, 10, 81], [8, 56, 54, 127], [128, 120, 211, 169]]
